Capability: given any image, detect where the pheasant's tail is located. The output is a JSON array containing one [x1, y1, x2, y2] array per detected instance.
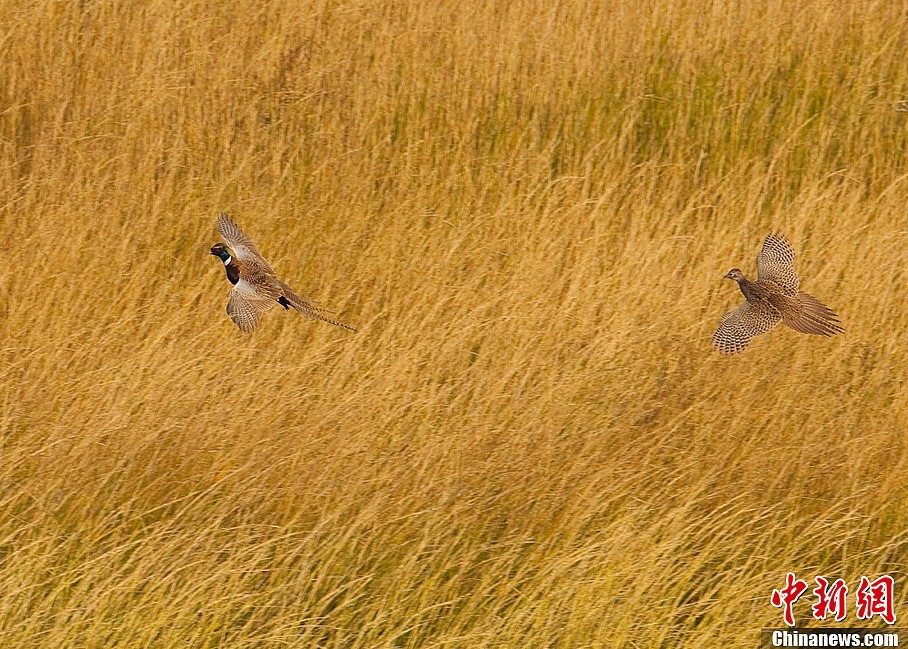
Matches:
[[781, 291, 844, 336], [279, 281, 357, 332], [311, 311, 358, 332], [307, 300, 338, 315]]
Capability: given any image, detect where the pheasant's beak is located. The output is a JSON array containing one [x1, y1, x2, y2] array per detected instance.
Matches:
[[209, 246, 219, 256]]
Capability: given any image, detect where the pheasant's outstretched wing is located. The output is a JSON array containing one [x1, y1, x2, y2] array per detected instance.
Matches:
[[279, 281, 357, 332], [756, 233, 799, 295], [216, 213, 274, 270], [226, 287, 277, 333], [713, 300, 781, 354]]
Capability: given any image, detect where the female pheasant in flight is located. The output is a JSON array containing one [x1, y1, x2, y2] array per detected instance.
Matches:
[[713, 233, 843, 354], [210, 213, 356, 333]]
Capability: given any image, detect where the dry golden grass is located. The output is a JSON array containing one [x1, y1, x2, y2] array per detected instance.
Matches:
[[2, 0, 908, 646]]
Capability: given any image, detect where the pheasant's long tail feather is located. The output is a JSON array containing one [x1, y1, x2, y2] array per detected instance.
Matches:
[[310, 311, 358, 332], [780, 291, 844, 336], [279, 281, 357, 332], [307, 301, 338, 315]]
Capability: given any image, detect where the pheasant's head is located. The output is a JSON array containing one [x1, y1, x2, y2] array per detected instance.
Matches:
[[210, 243, 233, 264], [725, 268, 745, 282]]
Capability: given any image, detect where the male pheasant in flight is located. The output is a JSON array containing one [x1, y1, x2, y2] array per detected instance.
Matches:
[[210, 213, 356, 333], [713, 233, 843, 354]]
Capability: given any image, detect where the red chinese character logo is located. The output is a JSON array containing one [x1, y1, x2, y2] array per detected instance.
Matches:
[[812, 577, 848, 621], [771, 573, 809, 626], [856, 575, 896, 624]]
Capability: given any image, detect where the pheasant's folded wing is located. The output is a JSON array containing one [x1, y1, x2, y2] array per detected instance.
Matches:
[[216, 213, 274, 269], [226, 288, 277, 333], [713, 300, 781, 354], [756, 233, 799, 295]]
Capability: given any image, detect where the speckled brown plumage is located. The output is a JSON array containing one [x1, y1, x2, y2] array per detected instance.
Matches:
[[210, 213, 357, 333], [713, 233, 843, 354]]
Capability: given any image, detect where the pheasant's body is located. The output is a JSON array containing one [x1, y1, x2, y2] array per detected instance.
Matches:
[[210, 213, 356, 333], [713, 233, 842, 354]]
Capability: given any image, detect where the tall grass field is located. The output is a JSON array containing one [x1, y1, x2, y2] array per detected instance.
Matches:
[[2, 0, 908, 646]]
